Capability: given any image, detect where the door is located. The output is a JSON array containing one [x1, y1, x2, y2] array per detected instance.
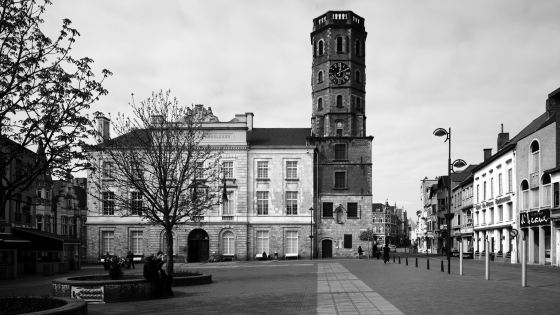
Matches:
[[322, 240, 332, 258], [198, 240, 209, 262], [188, 229, 210, 262]]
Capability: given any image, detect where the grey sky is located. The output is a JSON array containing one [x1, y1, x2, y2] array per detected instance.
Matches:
[[42, 0, 560, 218]]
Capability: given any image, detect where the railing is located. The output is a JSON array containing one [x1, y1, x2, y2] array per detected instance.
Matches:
[[222, 216, 234, 221]]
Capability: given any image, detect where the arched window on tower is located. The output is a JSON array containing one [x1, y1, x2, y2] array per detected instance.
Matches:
[[318, 40, 324, 56], [355, 70, 361, 83], [336, 37, 343, 53], [336, 95, 343, 108], [318, 98, 323, 111], [356, 40, 362, 56], [318, 71, 323, 83]]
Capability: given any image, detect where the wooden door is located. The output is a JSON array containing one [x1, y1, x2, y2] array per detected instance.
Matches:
[[322, 240, 332, 258]]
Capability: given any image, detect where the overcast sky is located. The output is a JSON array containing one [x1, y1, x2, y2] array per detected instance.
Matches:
[[42, 0, 560, 220]]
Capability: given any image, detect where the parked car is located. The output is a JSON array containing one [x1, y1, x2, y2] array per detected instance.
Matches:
[[388, 244, 397, 253]]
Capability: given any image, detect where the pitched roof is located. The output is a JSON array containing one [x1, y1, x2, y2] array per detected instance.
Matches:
[[247, 128, 311, 146]]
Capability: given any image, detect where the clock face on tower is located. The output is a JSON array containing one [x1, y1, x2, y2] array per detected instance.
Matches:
[[328, 62, 351, 85]]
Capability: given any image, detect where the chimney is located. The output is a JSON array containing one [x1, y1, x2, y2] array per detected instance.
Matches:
[[95, 114, 110, 141], [484, 148, 492, 161], [246, 112, 254, 131], [546, 87, 560, 119], [497, 124, 509, 151]]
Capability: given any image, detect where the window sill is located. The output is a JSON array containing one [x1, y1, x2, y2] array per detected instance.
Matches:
[[322, 217, 334, 219], [256, 178, 270, 182], [333, 159, 348, 162], [285, 178, 299, 182], [333, 188, 348, 190], [347, 217, 359, 219]]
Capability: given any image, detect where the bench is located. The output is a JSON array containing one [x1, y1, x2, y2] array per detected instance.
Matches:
[[284, 253, 298, 260], [221, 255, 237, 261]]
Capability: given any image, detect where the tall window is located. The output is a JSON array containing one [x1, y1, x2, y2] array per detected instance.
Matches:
[[318, 98, 323, 110], [14, 195, 21, 222], [223, 191, 234, 215], [334, 171, 346, 189], [318, 71, 323, 83], [102, 231, 115, 255], [318, 40, 324, 56], [521, 180, 529, 210], [286, 231, 298, 255], [286, 192, 298, 215], [508, 169, 513, 192], [222, 161, 234, 179], [102, 162, 113, 179], [482, 210, 486, 224], [543, 175, 551, 207], [507, 203, 513, 221], [130, 231, 143, 254], [336, 95, 343, 108], [344, 234, 352, 248], [323, 202, 333, 217], [36, 215, 42, 230], [490, 178, 494, 198], [45, 215, 51, 233], [347, 203, 358, 218], [334, 144, 347, 160], [257, 161, 268, 179], [498, 173, 503, 196], [61, 216, 68, 235], [498, 205, 503, 222], [131, 192, 142, 215], [256, 231, 269, 254], [286, 161, 297, 179], [531, 141, 540, 173], [477, 185, 480, 203], [355, 40, 361, 56], [554, 182, 560, 208], [483, 181, 487, 200], [489, 208, 494, 224], [336, 37, 343, 52], [103, 191, 115, 215], [355, 70, 361, 83], [257, 191, 268, 215], [222, 231, 235, 255]]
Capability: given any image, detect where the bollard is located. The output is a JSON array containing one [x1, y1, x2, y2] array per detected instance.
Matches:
[[406, 257, 408, 266], [427, 258, 430, 270], [393, 255, 395, 263], [398, 256, 401, 264], [441, 260, 444, 272], [415, 257, 418, 267]]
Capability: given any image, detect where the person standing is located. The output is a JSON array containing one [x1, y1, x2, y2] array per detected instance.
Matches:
[[383, 244, 390, 264], [357, 246, 364, 258], [143, 255, 164, 299], [156, 251, 174, 297], [126, 251, 135, 269]]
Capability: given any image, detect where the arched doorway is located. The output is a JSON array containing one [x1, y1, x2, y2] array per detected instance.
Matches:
[[322, 239, 332, 258], [188, 229, 209, 263]]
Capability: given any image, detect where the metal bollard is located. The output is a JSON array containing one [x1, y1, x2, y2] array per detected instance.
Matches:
[[393, 255, 395, 263], [441, 260, 444, 272], [415, 257, 418, 267], [398, 256, 401, 264], [406, 257, 408, 265], [427, 258, 430, 270]]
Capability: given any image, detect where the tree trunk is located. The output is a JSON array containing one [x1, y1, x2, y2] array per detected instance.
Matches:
[[165, 226, 174, 275]]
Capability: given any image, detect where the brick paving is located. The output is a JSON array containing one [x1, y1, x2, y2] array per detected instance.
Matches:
[[2, 256, 560, 314]]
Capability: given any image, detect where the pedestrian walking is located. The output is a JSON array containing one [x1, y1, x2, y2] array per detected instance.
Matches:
[[156, 251, 174, 298], [143, 255, 165, 299], [126, 250, 135, 269], [358, 246, 364, 258], [383, 244, 390, 264]]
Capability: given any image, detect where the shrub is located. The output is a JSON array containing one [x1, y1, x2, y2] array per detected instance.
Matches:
[[0, 295, 65, 315], [108, 257, 124, 280]]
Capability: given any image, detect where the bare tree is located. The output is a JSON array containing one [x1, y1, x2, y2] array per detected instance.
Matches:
[[0, 0, 111, 214], [88, 90, 223, 274], [359, 228, 378, 258]]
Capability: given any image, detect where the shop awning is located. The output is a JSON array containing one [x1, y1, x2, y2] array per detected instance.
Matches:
[[11, 227, 81, 251], [0, 233, 30, 243]]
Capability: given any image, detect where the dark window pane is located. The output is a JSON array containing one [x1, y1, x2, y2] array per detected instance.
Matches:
[[344, 234, 352, 248], [323, 202, 333, 217], [348, 203, 358, 218]]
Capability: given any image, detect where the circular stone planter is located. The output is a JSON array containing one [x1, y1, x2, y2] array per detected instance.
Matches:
[[14, 297, 87, 315], [52, 274, 211, 303]]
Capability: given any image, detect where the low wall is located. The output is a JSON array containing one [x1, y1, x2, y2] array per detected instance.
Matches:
[[52, 274, 212, 303], [25, 297, 87, 315]]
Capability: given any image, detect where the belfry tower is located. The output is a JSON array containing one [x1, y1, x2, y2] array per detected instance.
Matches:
[[308, 11, 374, 259]]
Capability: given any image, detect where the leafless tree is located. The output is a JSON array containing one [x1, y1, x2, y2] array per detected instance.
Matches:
[[88, 90, 223, 274]]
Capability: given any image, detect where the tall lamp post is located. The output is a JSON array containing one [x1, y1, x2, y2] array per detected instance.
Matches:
[[309, 207, 314, 260], [433, 127, 467, 274]]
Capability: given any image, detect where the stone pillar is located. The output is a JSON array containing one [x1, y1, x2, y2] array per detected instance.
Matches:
[[539, 226, 545, 265]]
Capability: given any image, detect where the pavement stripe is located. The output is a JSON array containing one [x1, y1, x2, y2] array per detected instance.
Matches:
[[317, 263, 404, 315]]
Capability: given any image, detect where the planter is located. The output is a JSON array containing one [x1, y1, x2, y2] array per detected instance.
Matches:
[[52, 274, 211, 303]]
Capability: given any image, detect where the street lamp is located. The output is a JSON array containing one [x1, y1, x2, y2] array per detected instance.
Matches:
[[433, 127, 467, 274], [309, 207, 314, 260]]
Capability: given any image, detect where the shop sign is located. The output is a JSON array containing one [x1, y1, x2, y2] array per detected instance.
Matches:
[[461, 227, 473, 234], [71, 286, 104, 303], [495, 195, 511, 205], [520, 209, 550, 227]]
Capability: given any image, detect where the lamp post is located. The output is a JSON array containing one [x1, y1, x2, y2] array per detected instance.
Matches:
[[309, 207, 314, 260], [433, 127, 467, 274]]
